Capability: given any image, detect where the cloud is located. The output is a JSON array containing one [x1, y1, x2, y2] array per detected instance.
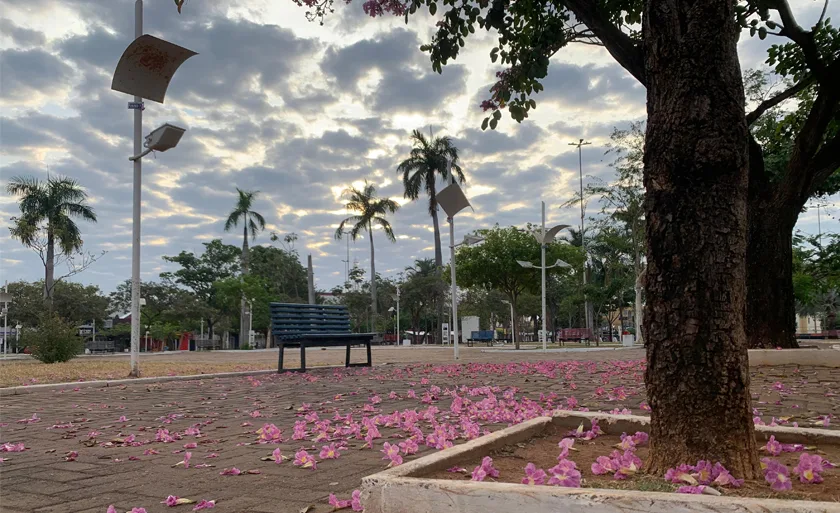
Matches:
[[0, 48, 75, 102], [0, 18, 47, 47]]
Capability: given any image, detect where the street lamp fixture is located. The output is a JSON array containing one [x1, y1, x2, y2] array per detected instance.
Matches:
[[518, 201, 572, 352], [111, 1, 196, 378], [436, 167, 477, 360]]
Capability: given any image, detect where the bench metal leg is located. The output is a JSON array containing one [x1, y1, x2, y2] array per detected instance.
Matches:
[[345, 344, 351, 367], [300, 343, 306, 372], [366, 342, 372, 367], [278, 343, 285, 372]]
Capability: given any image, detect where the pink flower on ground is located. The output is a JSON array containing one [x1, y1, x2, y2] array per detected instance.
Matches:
[[350, 490, 363, 511], [219, 467, 242, 476], [183, 452, 192, 469], [711, 463, 744, 488], [271, 448, 285, 464], [591, 456, 617, 475], [64, 451, 78, 462], [399, 438, 419, 455], [762, 435, 783, 456], [521, 462, 547, 485], [162, 495, 180, 506], [388, 391, 398, 400], [143, 449, 159, 456], [793, 453, 825, 484], [557, 438, 575, 459], [548, 459, 581, 487], [471, 466, 488, 481], [664, 464, 697, 484], [107, 506, 117, 513], [293, 449, 317, 470], [184, 442, 198, 449], [329, 493, 352, 509], [320, 443, 341, 460], [118, 416, 129, 422], [193, 499, 215, 510], [763, 459, 792, 491], [381, 442, 402, 466], [0, 443, 26, 452], [256, 423, 283, 443], [130, 509, 147, 513]]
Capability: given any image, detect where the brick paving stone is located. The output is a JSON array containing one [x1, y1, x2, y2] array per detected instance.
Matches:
[[3, 351, 839, 513]]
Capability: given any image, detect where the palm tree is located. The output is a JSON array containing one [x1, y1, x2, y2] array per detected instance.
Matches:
[[397, 129, 465, 340], [335, 181, 399, 315], [396, 129, 465, 270], [7, 175, 97, 302], [224, 188, 265, 341]]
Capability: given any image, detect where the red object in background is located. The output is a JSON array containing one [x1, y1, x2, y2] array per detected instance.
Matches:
[[179, 332, 191, 351]]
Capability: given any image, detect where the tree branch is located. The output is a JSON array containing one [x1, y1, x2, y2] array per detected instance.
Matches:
[[562, 0, 646, 85], [808, 132, 840, 195], [746, 75, 815, 125], [774, 0, 829, 80]]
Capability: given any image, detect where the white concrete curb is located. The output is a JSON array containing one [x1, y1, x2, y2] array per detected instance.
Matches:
[[0, 369, 278, 397], [361, 412, 840, 513]]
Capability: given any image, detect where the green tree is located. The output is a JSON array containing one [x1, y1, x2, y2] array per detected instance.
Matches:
[[7, 280, 109, 328], [401, 259, 441, 343], [109, 279, 201, 330], [454, 226, 579, 349], [224, 188, 266, 339], [162, 239, 241, 340], [335, 181, 399, 316], [744, 69, 840, 349], [6, 176, 98, 301], [249, 245, 308, 301], [23, 312, 83, 363], [213, 274, 275, 337]]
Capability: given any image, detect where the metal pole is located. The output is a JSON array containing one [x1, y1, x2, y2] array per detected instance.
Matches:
[[510, 302, 515, 346], [396, 285, 400, 345], [129, 0, 143, 377], [541, 201, 547, 352], [570, 139, 593, 339], [450, 216, 459, 359], [307, 254, 316, 304]]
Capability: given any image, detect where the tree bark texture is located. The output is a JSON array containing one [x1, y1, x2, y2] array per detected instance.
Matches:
[[642, 0, 759, 478], [745, 197, 798, 349], [369, 225, 378, 315]]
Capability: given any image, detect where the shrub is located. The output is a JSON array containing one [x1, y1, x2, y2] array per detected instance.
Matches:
[[23, 313, 84, 363]]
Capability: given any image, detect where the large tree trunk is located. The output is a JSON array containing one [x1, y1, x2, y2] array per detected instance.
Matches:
[[745, 202, 799, 348], [642, 0, 759, 478], [369, 226, 378, 315], [44, 229, 55, 303]]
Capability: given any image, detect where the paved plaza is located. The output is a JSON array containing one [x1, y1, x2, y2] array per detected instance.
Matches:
[[2, 348, 838, 512]]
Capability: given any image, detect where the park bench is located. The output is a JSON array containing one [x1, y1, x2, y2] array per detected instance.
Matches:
[[270, 303, 375, 372], [195, 339, 222, 351], [87, 340, 115, 353], [558, 328, 593, 346], [466, 330, 496, 347]]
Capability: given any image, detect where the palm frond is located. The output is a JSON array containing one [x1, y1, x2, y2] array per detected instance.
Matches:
[[62, 202, 97, 223], [376, 218, 397, 243]]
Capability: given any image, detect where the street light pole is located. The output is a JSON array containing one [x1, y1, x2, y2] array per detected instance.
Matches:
[[396, 285, 401, 345], [449, 212, 459, 359], [541, 201, 547, 350], [129, 0, 144, 377], [569, 138, 592, 339]]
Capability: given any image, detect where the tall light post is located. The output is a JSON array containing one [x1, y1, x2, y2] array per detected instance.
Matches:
[[436, 168, 477, 360], [392, 284, 401, 344], [111, 4, 196, 376], [569, 138, 593, 338], [518, 201, 571, 351]]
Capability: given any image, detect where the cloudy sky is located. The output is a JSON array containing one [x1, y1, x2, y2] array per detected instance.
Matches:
[[1, 0, 837, 295]]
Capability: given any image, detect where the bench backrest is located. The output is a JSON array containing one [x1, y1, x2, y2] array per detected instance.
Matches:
[[271, 303, 352, 337], [470, 330, 494, 340]]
